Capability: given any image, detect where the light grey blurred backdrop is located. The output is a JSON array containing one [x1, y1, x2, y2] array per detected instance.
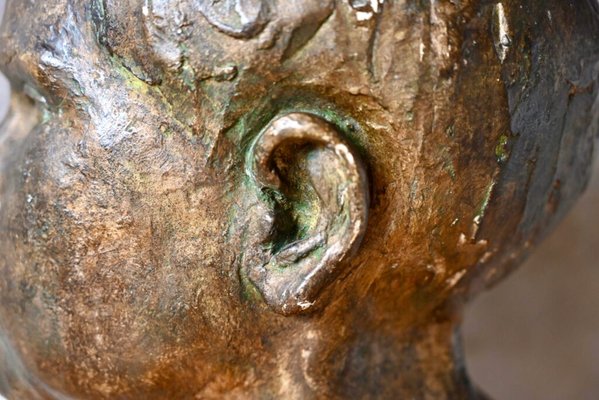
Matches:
[[465, 158, 599, 400], [0, 1, 598, 399]]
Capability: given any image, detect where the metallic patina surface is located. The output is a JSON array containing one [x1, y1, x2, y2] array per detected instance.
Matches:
[[0, 0, 597, 399]]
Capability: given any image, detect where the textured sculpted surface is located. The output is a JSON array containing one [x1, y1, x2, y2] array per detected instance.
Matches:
[[0, 0, 598, 399]]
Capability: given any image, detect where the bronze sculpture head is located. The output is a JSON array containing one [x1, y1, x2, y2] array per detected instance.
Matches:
[[0, 0, 597, 398]]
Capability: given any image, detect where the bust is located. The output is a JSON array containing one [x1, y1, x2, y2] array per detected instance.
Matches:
[[0, 0, 597, 399]]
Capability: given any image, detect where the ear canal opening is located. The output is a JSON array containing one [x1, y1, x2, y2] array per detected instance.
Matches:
[[266, 140, 325, 257]]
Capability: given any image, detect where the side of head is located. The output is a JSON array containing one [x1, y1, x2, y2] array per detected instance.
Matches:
[[0, 0, 597, 398]]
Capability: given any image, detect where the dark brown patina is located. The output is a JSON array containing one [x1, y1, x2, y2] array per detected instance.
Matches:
[[0, 1, 597, 398]]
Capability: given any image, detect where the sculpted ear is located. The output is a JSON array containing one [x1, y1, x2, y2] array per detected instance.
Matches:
[[245, 112, 369, 315]]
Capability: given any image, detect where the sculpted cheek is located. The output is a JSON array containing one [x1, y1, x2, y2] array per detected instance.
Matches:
[[0, 112, 238, 396]]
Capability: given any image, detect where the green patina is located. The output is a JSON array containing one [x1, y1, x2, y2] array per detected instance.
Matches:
[[113, 59, 149, 93], [290, 105, 367, 154], [495, 134, 510, 163], [239, 270, 264, 302], [266, 167, 321, 255], [445, 161, 456, 181], [179, 62, 197, 92], [223, 84, 369, 158], [69, 78, 85, 97], [440, 147, 457, 181], [41, 107, 53, 124], [474, 181, 496, 223], [159, 122, 175, 138]]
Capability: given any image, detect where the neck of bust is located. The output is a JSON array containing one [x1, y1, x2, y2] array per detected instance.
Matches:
[[255, 315, 486, 400]]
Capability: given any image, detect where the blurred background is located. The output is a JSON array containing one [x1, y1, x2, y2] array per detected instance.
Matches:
[[464, 159, 599, 400], [0, 1, 598, 399]]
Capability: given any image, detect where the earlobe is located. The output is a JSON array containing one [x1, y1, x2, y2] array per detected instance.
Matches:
[[245, 112, 369, 315]]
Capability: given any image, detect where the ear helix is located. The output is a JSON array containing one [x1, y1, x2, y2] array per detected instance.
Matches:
[[245, 112, 369, 315]]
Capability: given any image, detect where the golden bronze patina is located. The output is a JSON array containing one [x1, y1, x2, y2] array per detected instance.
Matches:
[[0, 0, 598, 399]]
